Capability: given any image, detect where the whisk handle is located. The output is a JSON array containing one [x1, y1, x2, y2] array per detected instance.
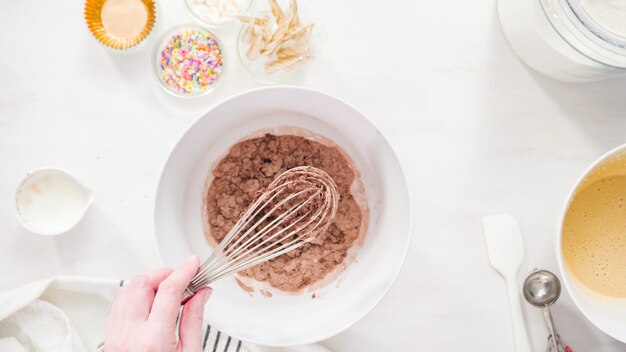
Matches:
[[180, 287, 196, 305], [96, 287, 198, 351]]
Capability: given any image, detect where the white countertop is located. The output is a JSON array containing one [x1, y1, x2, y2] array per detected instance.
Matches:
[[1, 0, 625, 351]]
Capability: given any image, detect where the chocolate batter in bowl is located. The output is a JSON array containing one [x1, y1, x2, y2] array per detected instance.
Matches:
[[154, 87, 411, 346], [203, 133, 368, 293]]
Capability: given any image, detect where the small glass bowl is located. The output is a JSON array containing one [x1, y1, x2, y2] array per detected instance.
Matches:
[[185, 0, 255, 28], [153, 26, 226, 98], [236, 0, 325, 84]]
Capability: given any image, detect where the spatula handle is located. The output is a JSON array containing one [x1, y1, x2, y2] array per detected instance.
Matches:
[[506, 277, 532, 352]]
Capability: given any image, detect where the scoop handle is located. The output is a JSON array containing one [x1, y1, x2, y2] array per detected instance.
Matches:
[[506, 276, 532, 352], [542, 306, 560, 352]]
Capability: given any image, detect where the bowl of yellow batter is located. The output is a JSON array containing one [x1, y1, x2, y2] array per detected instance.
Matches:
[[557, 143, 626, 342]]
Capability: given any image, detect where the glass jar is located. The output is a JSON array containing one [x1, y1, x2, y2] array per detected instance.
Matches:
[[498, 0, 626, 82]]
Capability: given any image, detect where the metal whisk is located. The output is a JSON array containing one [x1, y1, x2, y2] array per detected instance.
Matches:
[[96, 166, 338, 351], [181, 165, 339, 303]]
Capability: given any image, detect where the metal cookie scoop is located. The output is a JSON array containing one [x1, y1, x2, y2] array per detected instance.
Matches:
[[523, 270, 572, 352]]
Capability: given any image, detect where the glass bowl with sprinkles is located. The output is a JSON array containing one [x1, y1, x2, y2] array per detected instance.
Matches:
[[154, 26, 225, 98]]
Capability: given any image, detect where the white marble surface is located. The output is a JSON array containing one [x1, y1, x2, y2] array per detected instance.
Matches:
[[1, 0, 626, 351]]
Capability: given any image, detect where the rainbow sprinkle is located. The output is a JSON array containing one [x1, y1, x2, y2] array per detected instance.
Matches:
[[158, 28, 224, 95]]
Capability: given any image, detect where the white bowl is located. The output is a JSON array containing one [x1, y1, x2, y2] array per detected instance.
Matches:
[[15, 168, 94, 236], [154, 86, 411, 346], [556, 143, 626, 342]]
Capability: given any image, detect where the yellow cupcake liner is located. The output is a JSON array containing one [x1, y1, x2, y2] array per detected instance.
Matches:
[[85, 0, 157, 50]]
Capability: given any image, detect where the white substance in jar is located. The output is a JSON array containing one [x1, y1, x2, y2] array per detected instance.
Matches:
[[498, 0, 626, 82], [580, 0, 626, 37], [15, 169, 94, 235]]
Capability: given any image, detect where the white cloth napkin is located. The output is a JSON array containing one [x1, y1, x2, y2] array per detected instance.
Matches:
[[0, 277, 329, 352]]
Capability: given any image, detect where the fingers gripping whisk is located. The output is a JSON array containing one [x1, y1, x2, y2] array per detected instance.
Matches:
[[182, 166, 339, 302]]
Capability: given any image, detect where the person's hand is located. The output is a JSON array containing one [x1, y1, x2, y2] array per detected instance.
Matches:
[[105, 255, 211, 352]]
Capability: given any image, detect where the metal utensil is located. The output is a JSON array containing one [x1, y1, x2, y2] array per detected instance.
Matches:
[[98, 166, 339, 351], [483, 215, 532, 352], [182, 165, 339, 302], [523, 270, 572, 352]]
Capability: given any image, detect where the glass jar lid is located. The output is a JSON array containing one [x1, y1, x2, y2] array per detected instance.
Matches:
[[541, 0, 626, 68]]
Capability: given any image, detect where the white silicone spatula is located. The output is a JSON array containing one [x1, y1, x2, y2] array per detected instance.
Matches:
[[483, 214, 531, 352]]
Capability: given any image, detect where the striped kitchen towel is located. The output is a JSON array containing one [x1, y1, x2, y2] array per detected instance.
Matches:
[[0, 277, 329, 352], [202, 324, 242, 352], [200, 323, 329, 352]]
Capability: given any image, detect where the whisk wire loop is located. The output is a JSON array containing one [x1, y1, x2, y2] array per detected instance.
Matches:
[[182, 166, 339, 302]]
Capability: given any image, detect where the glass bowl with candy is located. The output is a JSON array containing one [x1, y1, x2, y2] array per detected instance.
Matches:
[[237, 0, 326, 84], [186, 0, 255, 28], [154, 26, 226, 98]]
